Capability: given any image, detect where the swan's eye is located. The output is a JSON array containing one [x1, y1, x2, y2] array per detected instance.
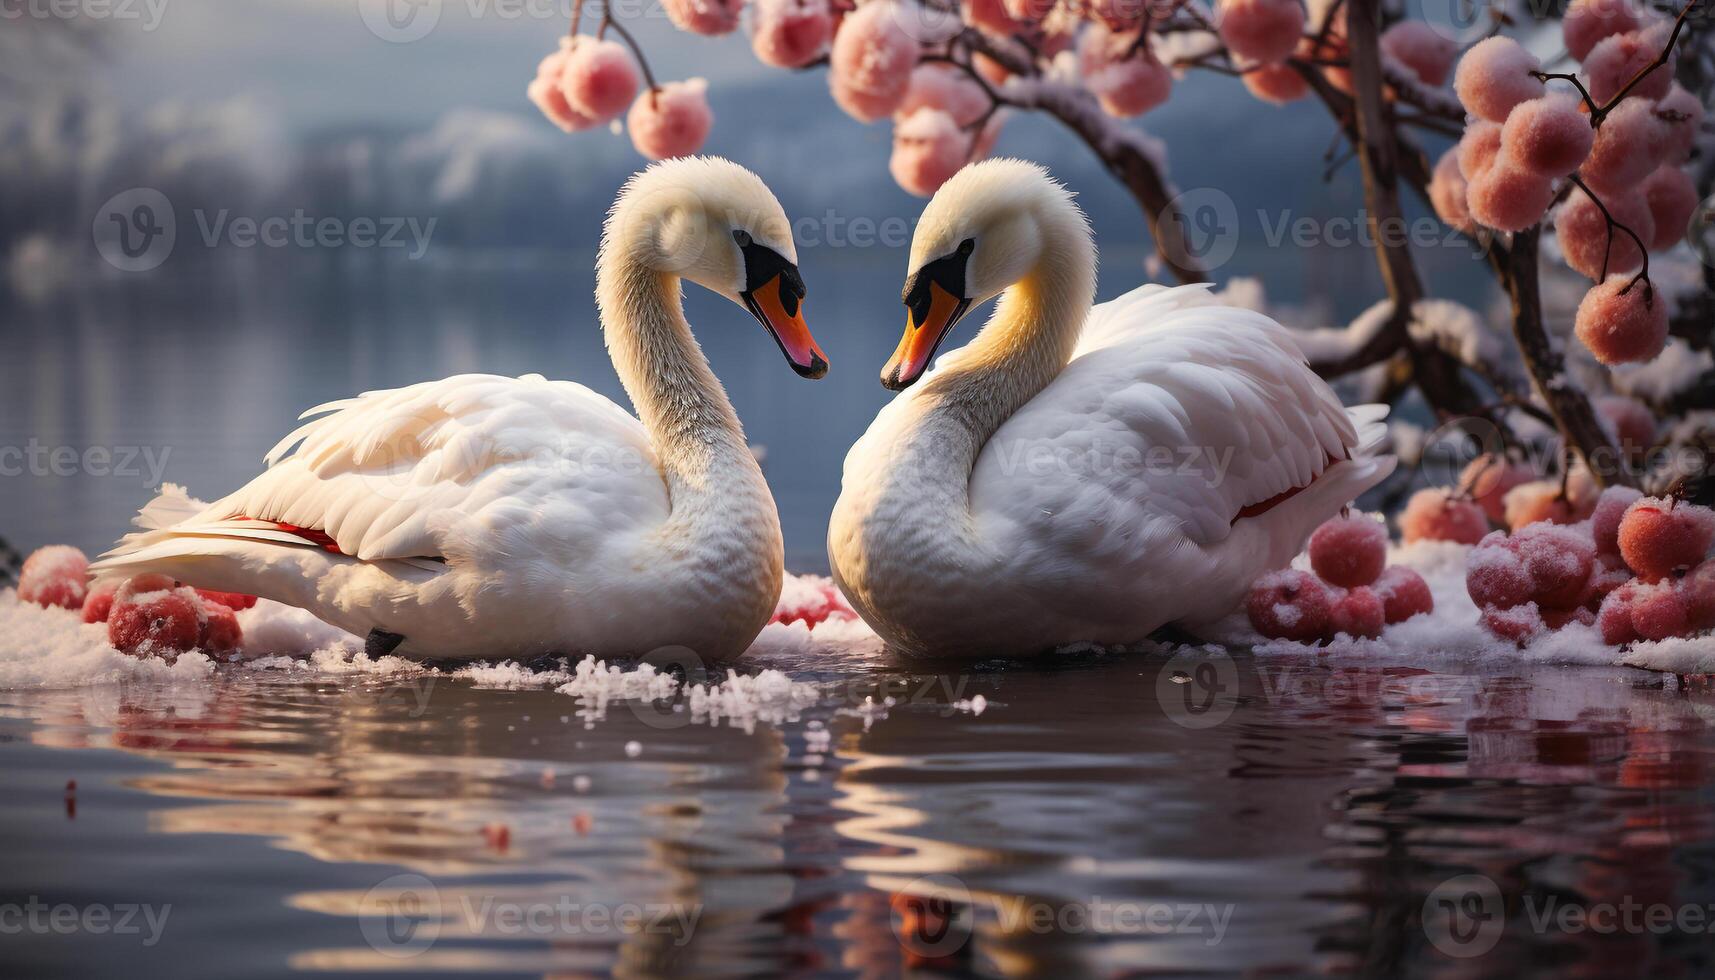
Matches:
[[732, 229, 752, 248]]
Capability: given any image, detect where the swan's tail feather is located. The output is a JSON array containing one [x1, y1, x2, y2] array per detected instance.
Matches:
[[1346, 403, 1392, 459]]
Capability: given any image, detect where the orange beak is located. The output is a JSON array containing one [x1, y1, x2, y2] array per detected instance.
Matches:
[[882, 279, 971, 391], [743, 273, 828, 380]]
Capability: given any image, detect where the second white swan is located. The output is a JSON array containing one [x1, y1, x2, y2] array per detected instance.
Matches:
[[828, 160, 1394, 658]]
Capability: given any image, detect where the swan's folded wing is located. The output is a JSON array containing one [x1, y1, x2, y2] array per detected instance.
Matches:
[[179, 373, 668, 563], [1072, 282, 1218, 356], [971, 305, 1357, 559]]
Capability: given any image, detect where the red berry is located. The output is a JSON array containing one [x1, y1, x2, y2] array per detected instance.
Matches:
[[1375, 566, 1435, 624], [1618, 498, 1715, 582], [1630, 582, 1690, 641], [1456, 121, 1504, 181], [1564, 0, 1643, 62], [81, 580, 119, 624], [1467, 533, 1535, 609], [1592, 485, 1645, 555], [107, 578, 202, 657], [1641, 166, 1697, 253], [1401, 488, 1490, 545], [1309, 515, 1388, 588], [1558, 188, 1655, 282], [1657, 85, 1704, 164], [663, 0, 742, 34], [1583, 25, 1675, 105], [1482, 603, 1546, 645], [1246, 569, 1334, 643], [1454, 36, 1545, 123], [1542, 606, 1597, 630], [1460, 455, 1535, 524], [1594, 396, 1658, 464], [1429, 147, 1473, 231], [1501, 94, 1593, 178], [1581, 96, 1668, 196], [628, 80, 714, 161], [195, 589, 258, 612], [1512, 522, 1596, 610], [198, 600, 243, 657], [1467, 163, 1555, 233], [17, 545, 89, 610], [560, 38, 640, 123], [1330, 587, 1386, 639], [1598, 583, 1642, 645], [1575, 277, 1670, 366], [1381, 21, 1458, 86], [1503, 481, 1581, 531], [1681, 560, 1715, 631], [1217, 0, 1304, 65]]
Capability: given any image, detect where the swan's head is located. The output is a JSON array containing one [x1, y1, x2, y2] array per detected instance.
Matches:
[[883, 159, 1086, 390], [603, 156, 828, 379]]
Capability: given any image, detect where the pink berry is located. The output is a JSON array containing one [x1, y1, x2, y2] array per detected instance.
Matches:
[[1503, 481, 1582, 530], [1460, 454, 1535, 523], [198, 599, 243, 656], [1619, 498, 1715, 582], [896, 65, 989, 128], [1467, 163, 1555, 233], [663, 0, 743, 35], [108, 577, 202, 656], [1502, 95, 1594, 178], [16, 545, 89, 610], [1656, 85, 1704, 164], [1512, 521, 1597, 610], [1641, 166, 1696, 252], [1681, 560, 1715, 631], [1630, 581, 1690, 640], [1217, 0, 1304, 65], [1582, 97, 1669, 195], [561, 38, 641, 123], [1564, 0, 1644, 62], [752, 0, 835, 69], [1574, 275, 1669, 365], [1587, 551, 1635, 605], [1457, 121, 1504, 181], [828, 1, 918, 123], [1374, 566, 1434, 623], [1454, 36, 1545, 123], [890, 109, 967, 197], [1557, 189, 1656, 281], [1381, 21, 1458, 87], [1309, 515, 1388, 588], [1401, 488, 1490, 545], [1591, 484, 1646, 554], [1598, 583, 1642, 644], [81, 580, 118, 624], [1081, 24, 1172, 118], [961, 0, 1029, 37], [1246, 569, 1334, 643], [1330, 586, 1386, 639], [1543, 605, 1598, 630], [1243, 61, 1310, 105], [528, 39, 599, 133], [1429, 148, 1473, 231], [1482, 602, 1547, 645], [1583, 25, 1675, 105], [627, 79, 714, 160], [1594, 396, 1658, 463], [1467, 533, 1535, 609]]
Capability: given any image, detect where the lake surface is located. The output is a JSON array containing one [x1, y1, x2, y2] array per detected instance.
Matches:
[[3, 648, 1715, 978]]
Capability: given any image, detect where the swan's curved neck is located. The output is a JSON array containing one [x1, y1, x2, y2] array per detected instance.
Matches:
[[596, 251, 764, 515], [898, 210, 1096, 497]]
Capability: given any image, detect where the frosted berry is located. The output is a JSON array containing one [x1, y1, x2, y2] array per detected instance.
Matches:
[[1374, 566, 1434, 623], [1454, 36, 1545, 124], [1583, 25, 1675, 105], [1503, 481, 1581, 530], [17, 545, 88, 610], [1557, 188, 1655, 281], [1681, 560, 1715, 631], [1217, 0, 1304, 66], [1629, 582, 1689, 640], [108, 577, 202, 656], [1512, 522, 1596, 610], [1429, 148, 1472, 231], [1330, 587, 1386, 639], [1618, 498, 1715, 582], [1467, 164, 1554, 232], [1591, 484, 1646, 555], [1456, 121, 1504, 181], [198, 599, 243, 656], [628, 80, 714, 160], [1467, 533, 1534, 609], [1401, 488, 1490, 545], [752, 0, 835, 69], [664, 0, 743, 35], [890, 109, 967, 197], [1309, 515, 1388, 588], [1641, 166, 1696, 252], [1501, 95, 1594, 178], [1582, 97, 1668, 195], [1594, 395, 1657, 463], [81, 580, 118, 624], [1460, 454, 1535, 523], [561, 38, 641, 123], [1574, 276, 1669, 365], [1381, 21, 1458, 87], [1656, 85, 1705, 164], [1564, 0, 1644, 62], [1482, 602, 1546, 645], [1246, 569, 1334, 643], [829, 1, 918, 122]]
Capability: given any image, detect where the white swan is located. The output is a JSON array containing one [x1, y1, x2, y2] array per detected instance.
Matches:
[[92, 157, 828, 662], [828, 160, 1395, 658]]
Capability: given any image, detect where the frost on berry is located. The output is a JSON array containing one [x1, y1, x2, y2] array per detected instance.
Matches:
[[1583, 24, 1676, 105], [1682, 560, 1715, 632], [1460, 454, 1535, 523], [1593, 395, 1657, 463], [1429, 148, 1473, 232], [1374, 566, 1434, 623], [561, 38, 642, 123], [107, 576, 203, 657], [1564, 0, 1644, 62], [1482, 602, 1547, 645], [1574, 275, 1669, 366], [1080, 24, 1172, 118], [1467, 533, 1535, 609], [1641, 166, 1696, 252], [627, 79, 714, 160], [1456, 121, 1504, 181], [1380, 21, 1458, 87], [17, 545, 89, 610], [897, 65, 990, 128], [664, 0, 744, 36], [1217, 0, 1304, 66], [890, 108, 967, 196], [1401, 488, 1490, 545], [1512, 522, 1596, 610], [1467, 164, 1555, 233], [1591, 484, 1646, 555], [1618, 497, 1715, 583], [752, 0, 835, 69], [1503, 481, 1582, 530], [528, 40, 599, 133], [1556, 187, 1655, 282], [1629, 581, 1690, 640], [829, 1, 919, 122], [1309, 514, 1388, 588], [1656, 85, 1705, 164], [1501, 94, 1594, 178], [1330, 586, 1386, 639], [81, 580, 119, 624], [1454, 36, 1545, 124], [1246, 569, 1333, 642], [1598, 584, 1641, 644], [1582, 97, 1668, 195]]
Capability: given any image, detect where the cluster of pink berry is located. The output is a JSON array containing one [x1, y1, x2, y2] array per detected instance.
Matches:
[[15, 545, 253, 659], [771, 576, 859, 627], [1428, 1, 1702, 366], [1466, 489, 1715, 646], [1246, 515, 1434, 642], [528, 33, 714, 160]]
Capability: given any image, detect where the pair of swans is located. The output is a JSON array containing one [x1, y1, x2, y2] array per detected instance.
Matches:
[[94, 157, 1392, 661]]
